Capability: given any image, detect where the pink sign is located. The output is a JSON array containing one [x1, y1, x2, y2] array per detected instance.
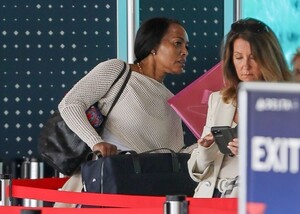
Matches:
[[168, 62, 224, 139]]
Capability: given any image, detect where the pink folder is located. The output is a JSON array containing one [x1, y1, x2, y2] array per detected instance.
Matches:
[[168, 62, 224, 139]]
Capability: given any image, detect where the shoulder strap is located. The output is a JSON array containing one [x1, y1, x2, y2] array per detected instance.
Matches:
[[98, 62, 131, 132], [91, 62, 127, 108], [106, 62, 131, 117], [111, 62, 129, 87]]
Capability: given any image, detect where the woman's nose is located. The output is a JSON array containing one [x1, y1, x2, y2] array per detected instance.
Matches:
[[181, 46, 189, 56], [242, 57, 251, 67]]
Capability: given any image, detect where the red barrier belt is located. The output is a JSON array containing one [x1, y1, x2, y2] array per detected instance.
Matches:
[[12, 178, 168, 207], [13, 177, 68, 188], [0, 207, 236, 214], [11, 178, 237, 211], [1, 207, 162, 214]]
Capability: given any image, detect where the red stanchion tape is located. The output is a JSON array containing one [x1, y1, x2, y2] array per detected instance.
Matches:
[[1, 207, 161, 214], [13, 177, 68, 189], [0, 206, 236, 214], [11, 178, 237, 211], [12, 178, 166, 207]]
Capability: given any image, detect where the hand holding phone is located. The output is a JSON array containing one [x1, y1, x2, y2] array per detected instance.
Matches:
[[211, 126, 238, 155]]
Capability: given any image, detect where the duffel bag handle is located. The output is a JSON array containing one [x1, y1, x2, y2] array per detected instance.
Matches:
[[141, 148, 180, 173], [87, 149, 123, 161], [90, 148, 181, 174], [118, 150, 141, 174], [90, 150, 142, 174], [141, 147, 176, 154], [125, 148, 180, 174]]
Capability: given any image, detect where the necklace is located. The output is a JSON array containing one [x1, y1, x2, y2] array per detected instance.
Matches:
[[137, 62, 143, 74]]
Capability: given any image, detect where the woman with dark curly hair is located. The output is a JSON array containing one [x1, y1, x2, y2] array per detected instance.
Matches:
[[55, 17, 189, 207]]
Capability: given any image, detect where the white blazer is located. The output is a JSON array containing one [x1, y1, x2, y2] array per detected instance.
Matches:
[[188, 91, 238, 198]]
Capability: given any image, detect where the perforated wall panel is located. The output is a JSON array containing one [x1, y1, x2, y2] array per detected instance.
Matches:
[[0, 1, 117, 166]]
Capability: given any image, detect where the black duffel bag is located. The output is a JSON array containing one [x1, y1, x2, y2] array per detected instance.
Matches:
[[81, 148, 197, 196]]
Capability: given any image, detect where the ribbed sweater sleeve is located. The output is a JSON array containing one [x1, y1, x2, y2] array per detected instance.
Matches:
[[58, 59, 128, 149]]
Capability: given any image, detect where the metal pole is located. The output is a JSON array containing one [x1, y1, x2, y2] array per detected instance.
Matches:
[[127, 0, 137, 63], [0, 174, 12, 206], [0, 159, 3, 174], [234, 0, 242, 21]]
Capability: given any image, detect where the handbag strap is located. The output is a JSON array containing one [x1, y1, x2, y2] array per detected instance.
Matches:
[[111, 62, 129, 89], [99, 62, 132, 131]]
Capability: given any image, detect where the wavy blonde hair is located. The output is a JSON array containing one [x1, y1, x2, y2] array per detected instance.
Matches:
[[221, 18, 291, 105]]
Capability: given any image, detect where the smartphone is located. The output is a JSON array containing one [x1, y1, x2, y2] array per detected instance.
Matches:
[[211, 126, 238, 155]]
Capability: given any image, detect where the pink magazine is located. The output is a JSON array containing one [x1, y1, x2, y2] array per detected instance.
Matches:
[[168, 62, 224, 139]]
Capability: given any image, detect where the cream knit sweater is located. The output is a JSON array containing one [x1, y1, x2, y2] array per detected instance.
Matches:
[[58, 59, 184, 153]]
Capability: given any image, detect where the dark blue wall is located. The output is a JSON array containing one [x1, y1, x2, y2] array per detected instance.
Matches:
[[0, 0, 117, 174]]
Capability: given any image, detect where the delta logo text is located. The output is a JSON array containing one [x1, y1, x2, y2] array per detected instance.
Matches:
[[255, 97, 299, 112]]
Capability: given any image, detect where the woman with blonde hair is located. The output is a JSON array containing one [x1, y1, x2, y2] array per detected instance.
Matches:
[[188, 17, 291, 198]]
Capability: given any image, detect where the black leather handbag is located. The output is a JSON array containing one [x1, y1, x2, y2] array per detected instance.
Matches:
[[38, 62, 131, 176], [81, 148, 197, 196]]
